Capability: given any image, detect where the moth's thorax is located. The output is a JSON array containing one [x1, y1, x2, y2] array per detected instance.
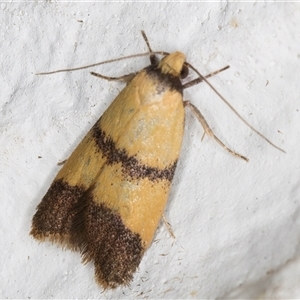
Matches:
[[134, 52, 185, 107], [134, 70, 182, 107]]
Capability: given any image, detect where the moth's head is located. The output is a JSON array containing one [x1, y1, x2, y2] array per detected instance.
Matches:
[[158, 52, 189, 79]]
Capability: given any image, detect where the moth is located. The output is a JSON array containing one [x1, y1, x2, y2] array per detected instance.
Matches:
[[31, 31, 284, 288]]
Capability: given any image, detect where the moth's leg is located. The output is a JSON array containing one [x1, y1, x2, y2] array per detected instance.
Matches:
[[183, 66, 230, 89], [162, 214, 175, 239], [184, 101, 249, 162], [57, 159, 67, 166], [141, 30, 159, 66], [90, 71, 137, 83]]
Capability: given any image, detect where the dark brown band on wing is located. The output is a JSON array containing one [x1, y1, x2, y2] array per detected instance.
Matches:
[[92, 125, 177, 182], [30, 179, 85, 244], [32, 178, 144, 288], [70, 191, 143, 288]]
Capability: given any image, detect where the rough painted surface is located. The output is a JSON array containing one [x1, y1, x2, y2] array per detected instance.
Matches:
[[1, 2, 300, 299]]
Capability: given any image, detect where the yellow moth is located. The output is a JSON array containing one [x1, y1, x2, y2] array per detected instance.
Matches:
[[31, 31, 284, 288]]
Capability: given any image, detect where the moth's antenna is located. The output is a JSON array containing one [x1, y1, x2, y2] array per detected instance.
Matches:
[[141, 30, 153, 52], [185, 61, 285, 153], [36, 51, 169, 75], [141, 30, 159, 66]]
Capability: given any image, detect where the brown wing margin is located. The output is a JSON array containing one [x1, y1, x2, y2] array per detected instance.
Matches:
[[30, 179, 85, 247], [31, 177, 144, 288], [69, 185, 144, 288]]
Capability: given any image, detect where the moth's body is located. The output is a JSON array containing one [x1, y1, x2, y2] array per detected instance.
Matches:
[[30, 30, 284, 288], [31, 52, 186, 288]]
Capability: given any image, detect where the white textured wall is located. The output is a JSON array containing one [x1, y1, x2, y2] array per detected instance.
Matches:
[[1, 2, 300, 299]]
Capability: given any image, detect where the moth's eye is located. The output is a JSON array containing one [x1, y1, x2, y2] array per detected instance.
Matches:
[[180, 65, 189, 79]]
